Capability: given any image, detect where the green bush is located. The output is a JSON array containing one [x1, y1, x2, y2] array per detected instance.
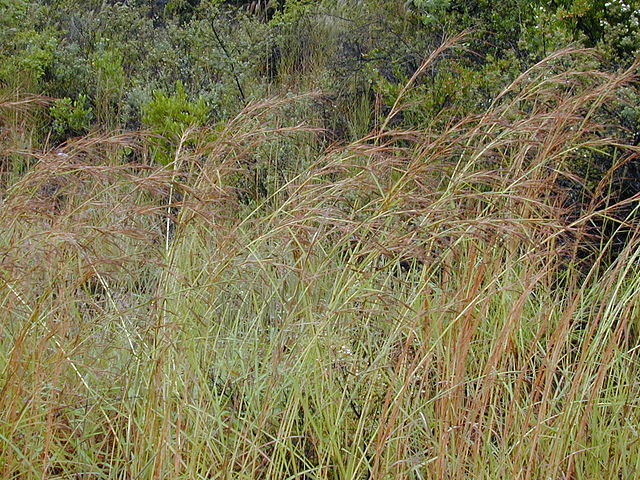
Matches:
[[0, 0, 58, 91], [49, 94, 94, 140], [91, 44, 126, 128], [142, 80, 209, 165]]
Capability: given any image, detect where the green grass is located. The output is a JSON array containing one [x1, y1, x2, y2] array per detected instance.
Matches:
[[1, 50, 640, 479]]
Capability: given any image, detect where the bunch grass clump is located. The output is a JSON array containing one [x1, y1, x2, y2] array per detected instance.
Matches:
[[1, 48, 639, 479]]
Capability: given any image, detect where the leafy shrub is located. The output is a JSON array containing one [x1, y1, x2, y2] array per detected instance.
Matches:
[[91, 44, 126, 127], [49, 94, 94, 140], [410, 0, 451, 26], [142, 80, 209, 164], [0, 0, 58, 90], [597, 0, 640, 63]]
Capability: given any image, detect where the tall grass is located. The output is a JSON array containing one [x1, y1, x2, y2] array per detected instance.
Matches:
[[1, 50, 639, 479]]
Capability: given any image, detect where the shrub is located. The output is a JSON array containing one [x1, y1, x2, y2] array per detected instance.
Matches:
[[0, 0, 58, 91], [142, 80, 209, 165], [49, 94, 94, 141], [91, 44, 126, 128]]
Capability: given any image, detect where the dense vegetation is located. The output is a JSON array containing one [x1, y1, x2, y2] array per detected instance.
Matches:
[[1, 0, 640, 478]]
